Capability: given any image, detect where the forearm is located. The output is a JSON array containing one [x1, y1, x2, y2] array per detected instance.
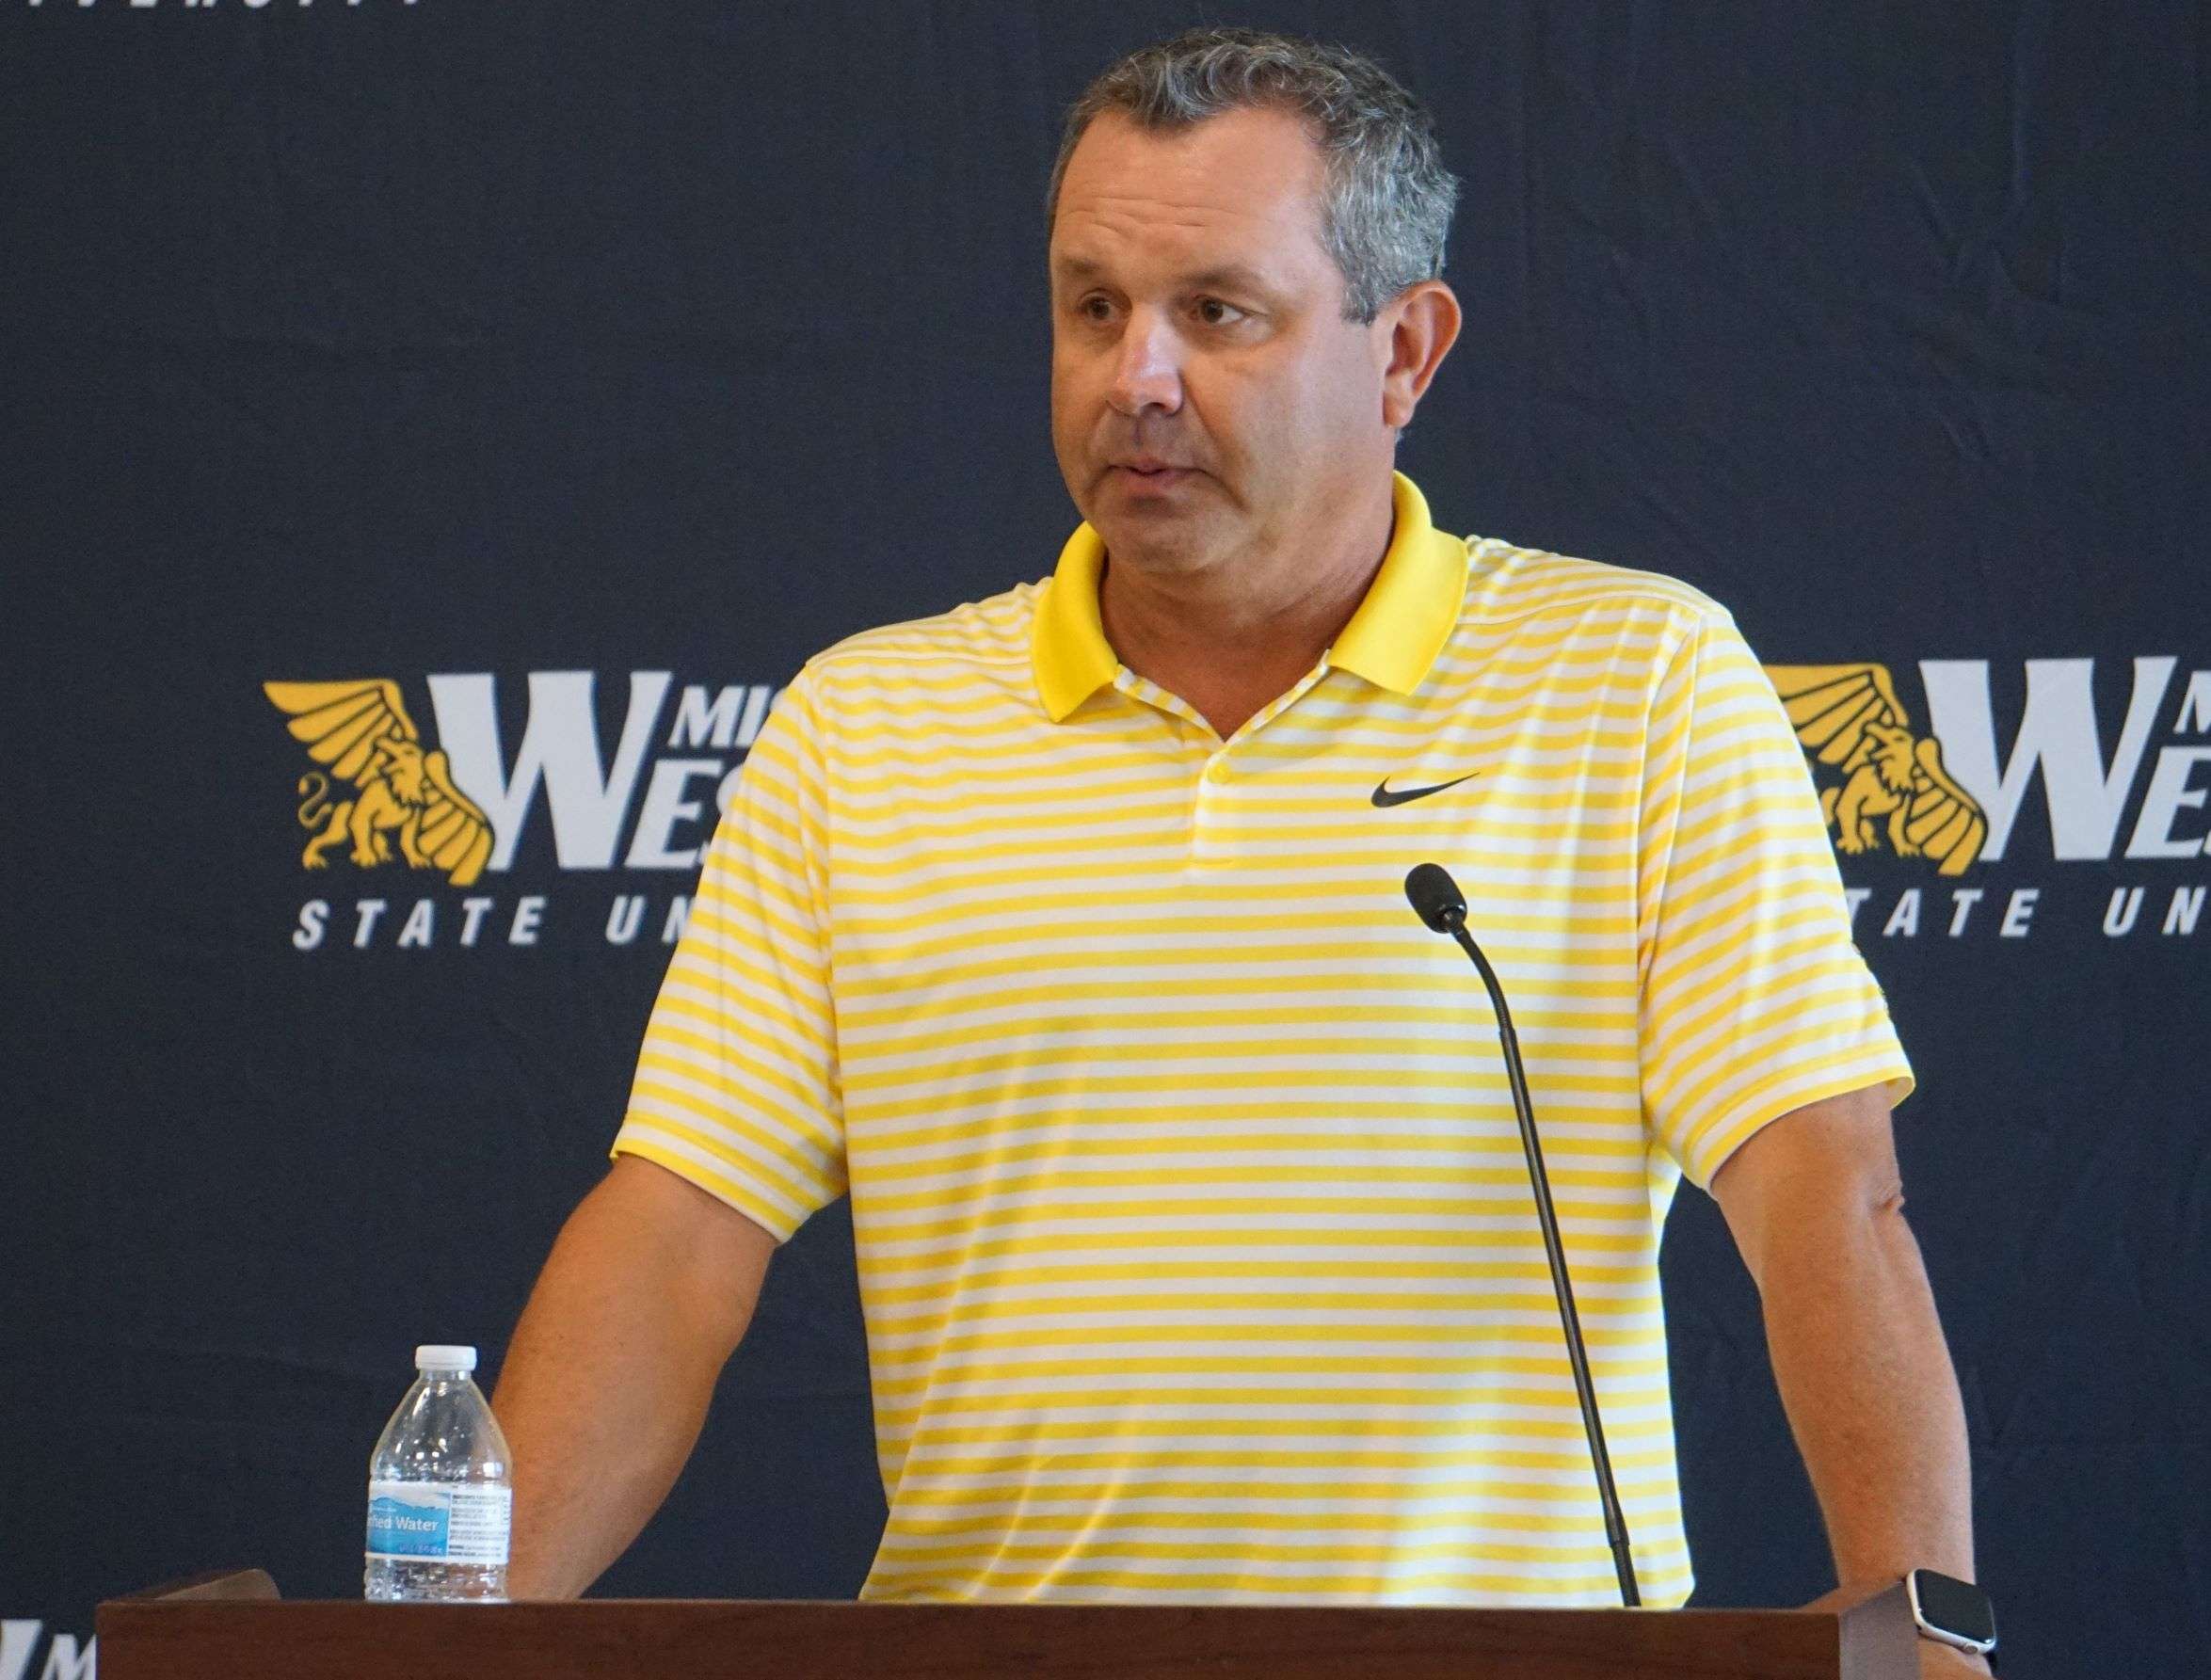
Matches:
[[1759, 1193, 1976, 1592], [495, 1298, 719, 1600], [492, 1161, 772, 1598]]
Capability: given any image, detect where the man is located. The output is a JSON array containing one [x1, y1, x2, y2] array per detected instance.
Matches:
[[493, 27, 1990, 1672]]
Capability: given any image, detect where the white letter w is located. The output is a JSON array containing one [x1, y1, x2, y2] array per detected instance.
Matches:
[[1920, 657, 2175, 861]]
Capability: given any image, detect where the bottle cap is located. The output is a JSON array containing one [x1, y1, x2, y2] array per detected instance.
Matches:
[[414, 1344, 478, 1372]]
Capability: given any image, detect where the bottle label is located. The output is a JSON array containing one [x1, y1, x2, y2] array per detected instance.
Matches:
[[366, 1481, 512, 1563]]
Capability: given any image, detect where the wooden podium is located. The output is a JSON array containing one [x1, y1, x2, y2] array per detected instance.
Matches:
[[98, 1568, 1921, 1678]]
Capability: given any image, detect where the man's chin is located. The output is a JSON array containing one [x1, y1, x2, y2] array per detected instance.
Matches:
[[1090, 505, 1226, 577]]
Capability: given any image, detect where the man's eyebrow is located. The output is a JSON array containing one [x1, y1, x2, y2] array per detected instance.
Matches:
[[1181, 264, 1274, 296]]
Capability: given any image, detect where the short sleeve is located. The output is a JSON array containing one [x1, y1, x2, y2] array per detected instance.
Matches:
[[609, 672, 846, 1240], [1635, 611, 1914, 1192]]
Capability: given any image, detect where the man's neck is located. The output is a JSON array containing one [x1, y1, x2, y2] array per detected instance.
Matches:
[[1097, 484, 1395, 742]]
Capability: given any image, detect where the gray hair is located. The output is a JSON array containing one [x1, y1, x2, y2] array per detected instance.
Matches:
[[1046, 27, 1459, 324]]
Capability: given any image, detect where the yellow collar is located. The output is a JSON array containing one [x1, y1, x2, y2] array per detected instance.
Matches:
[[1032, 471, 1467, 722]]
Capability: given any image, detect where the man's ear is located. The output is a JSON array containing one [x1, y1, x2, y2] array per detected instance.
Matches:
[[1378, 280, 1463, 430]]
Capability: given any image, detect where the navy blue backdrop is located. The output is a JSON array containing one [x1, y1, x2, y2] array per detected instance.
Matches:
[[4, 4, 2207, 1676]]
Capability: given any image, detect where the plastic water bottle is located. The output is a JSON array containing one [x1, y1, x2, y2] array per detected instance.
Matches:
[[364, 1344, 514, 1601]]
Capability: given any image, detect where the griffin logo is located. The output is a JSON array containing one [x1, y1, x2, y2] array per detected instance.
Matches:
[[265, 680, 495, 888], [1766, 664, 1988, 875]]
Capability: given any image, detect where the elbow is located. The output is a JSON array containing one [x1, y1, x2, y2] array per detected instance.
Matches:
[[1870, 1176, 1908, 1223]]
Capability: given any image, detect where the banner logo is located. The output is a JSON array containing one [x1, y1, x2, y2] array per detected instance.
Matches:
[[0, 1621, 93, 1680], [264, 671, 782, 952], [266, 680, 494, 888], [1768, 664, 1987, 875], [1765, 655, 2211, 941]]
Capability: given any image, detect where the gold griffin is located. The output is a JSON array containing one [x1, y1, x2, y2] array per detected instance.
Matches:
[[265, 680, 493, 888], [1766, 664, 1987, 875]]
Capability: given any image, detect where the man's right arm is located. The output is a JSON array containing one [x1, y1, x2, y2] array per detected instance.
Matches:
[[491, 1155, 777, 1599]]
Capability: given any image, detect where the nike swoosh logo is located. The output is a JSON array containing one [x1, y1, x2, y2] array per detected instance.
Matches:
[[1370, 772, 1481, 808]]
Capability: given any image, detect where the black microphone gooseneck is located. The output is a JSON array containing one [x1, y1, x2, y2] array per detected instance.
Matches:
[[1403, 861, 1641, 1608]]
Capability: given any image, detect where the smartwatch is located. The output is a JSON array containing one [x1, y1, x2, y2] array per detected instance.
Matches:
[[1904, 1568, 1997, 1659]]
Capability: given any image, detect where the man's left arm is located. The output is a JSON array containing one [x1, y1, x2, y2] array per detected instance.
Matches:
[[1708, 1082, 1991, 1677]]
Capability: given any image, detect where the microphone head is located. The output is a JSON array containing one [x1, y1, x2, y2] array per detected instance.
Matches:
[[1404, 862, 1468, 934]]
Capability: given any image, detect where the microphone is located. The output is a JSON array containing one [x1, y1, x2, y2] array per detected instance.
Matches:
[[1403, 861, 1641, 1608]]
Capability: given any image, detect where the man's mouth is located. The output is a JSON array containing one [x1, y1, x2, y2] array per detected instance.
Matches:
[[1109, 458, 1197, 489]]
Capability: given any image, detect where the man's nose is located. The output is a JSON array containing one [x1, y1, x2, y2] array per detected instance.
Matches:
[[1107, 310, 1184, 418]]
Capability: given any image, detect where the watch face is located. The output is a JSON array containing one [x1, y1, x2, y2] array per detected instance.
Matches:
[[1915, 1570, 1996, 1644]]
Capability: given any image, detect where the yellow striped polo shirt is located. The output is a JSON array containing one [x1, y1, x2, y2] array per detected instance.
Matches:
[[611, 471, 1913, 1607]]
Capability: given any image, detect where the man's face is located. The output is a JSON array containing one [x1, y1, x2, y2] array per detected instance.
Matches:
[[1048, 105, 1394, 583]]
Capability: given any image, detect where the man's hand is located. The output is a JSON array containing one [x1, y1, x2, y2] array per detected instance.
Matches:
[[1798, 1586, 1993, 1676]]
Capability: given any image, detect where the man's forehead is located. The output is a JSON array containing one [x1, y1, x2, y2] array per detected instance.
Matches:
[[1050, 106, 1330, 270], [1050, 249, 1279, 296]]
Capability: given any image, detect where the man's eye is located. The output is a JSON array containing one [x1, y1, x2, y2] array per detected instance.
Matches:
[[1196, 298, 1247, 327], [1079, 296, 1116, 323]]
